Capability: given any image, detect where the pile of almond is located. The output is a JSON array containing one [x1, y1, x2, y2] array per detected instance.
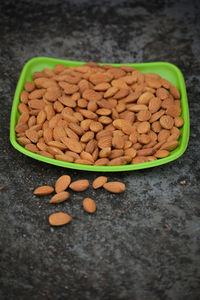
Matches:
[[33, 175, 125, 226], [15, 62, 184, 166]]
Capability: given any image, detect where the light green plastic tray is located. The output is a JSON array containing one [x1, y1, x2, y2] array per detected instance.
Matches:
[[10, 57, 190, 172]]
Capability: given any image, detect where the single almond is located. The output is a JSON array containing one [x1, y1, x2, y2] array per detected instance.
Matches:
[[69, 179, 90, 191], [92, 176, 108, 189], [94, 158, 109, 166], [55, 154, 74, 163], [50, 191, 70, 203], [83, 198, 96, 213], [33, 185, 54, 195], [61, 137, 83, 153], [55, 175, 71, 193], [49, 212, 72, 226], [103, 182, 125, 193], [154, 149, 170, 158], [160, 115, 174, 129]]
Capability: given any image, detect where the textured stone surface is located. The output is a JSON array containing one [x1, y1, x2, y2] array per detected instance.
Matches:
[[0, 1, 200, 299]]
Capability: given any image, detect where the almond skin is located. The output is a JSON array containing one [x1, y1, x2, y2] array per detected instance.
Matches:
[[92, 176, 108, 189], [33, 185, 54, 195], [50, 191, 70, 203], [55, 175, 71, 193], [69, 179, 90, 192], [49, 212, 72, 226], [83, 198, 96, 213], [103, 182, 125, 193]]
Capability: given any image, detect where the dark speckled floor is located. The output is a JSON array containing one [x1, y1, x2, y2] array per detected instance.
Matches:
[[0, 1, 200, 299]]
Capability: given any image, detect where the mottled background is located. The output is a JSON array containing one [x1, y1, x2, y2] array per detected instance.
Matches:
[[0, 0, 200, 299]]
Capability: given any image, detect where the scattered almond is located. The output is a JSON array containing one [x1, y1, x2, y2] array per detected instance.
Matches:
[[103, 181, 126, 193], [33, 185, 54, 195], [50, 191, 70, 203], [55, 175, 71, 193], [49, 212, 72, 226], [69, 179, 90, 191], [92, 176, 108, 189], [83, 198, 96, 213]]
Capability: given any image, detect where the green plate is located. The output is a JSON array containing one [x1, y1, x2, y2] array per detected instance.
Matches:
[[10, 57, 190, 172]]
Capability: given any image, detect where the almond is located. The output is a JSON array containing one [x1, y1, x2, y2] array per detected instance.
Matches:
[[33, 185, 54, 195], [94, 158, 109, 166], [83, 198, 96, 213], [94, 82, 111, 91], [82, 89, 102, 101], [50, 191, 70, 203], [49, 212, 72, 226], [92, 176, 108, 189], [154, 149, 170, 158], [108, 156, 129, 166], [104, 86, 119, 98], [75, 159, 93, 165], [55, 154, 74, 163], [55, 175, 71, 193], [103, 182, 125, 193], [160, 115, 174, 129], [112, 135, 125, 149], [61, 137, 83, 153], [69, 179, 90, 191]]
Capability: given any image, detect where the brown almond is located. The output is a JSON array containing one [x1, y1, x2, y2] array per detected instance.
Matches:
[[131, 156, 148, 164], [55, 154, 74, 163], [174, 117, 184, 127], [137, 122, 150, 134], [160, 140, 179, 151], [83, 198, 96, 213], [169, 85, 180, 99], [112, 135, 125, 149], [80, 109, 98, 120], [25, 143, 39, 153], [61, 137, 82, 153], [137, 92, 154, 105], [90, 121, 103, 132], [137, 148, 155, 156], [148, 97, 161, 113], [25, 129, 39, 143], [94, 82, 111, 91], [49, 212, 72, 226], [160, 115, 174, 129], [81, 131, 95, 143], [137, 110, 151, 121], [103, 182, 125, 193], [92, 176, 108, 189], [94, 158, 109, 166], [33, 185, 54, 195], [128, 104, 148, 112], [104, 86, 119, 98], [55, 175, 71, 193], [108, 156, 129, 166], [69, 180, 90, 191], [75, 159, 93, 165], [154, 149, 170, 158], [82, 89, 102, 101], [47, 141, 67, 150], [69, 123, 85, 136], [50, 191, 70, 203], [89, 73, 113, 85], [17, 137, 31, 145], [15, 123, 28, 133], [98, 136, 112, 149], [20, 90, 29, 104], [80, 151, 94, 162]]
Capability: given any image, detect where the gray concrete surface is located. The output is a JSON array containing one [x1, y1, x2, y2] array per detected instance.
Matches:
[[0, 0, 200, 299]]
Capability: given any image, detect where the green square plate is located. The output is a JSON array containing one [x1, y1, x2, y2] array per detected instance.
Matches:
[[10, 57, 190, 172]]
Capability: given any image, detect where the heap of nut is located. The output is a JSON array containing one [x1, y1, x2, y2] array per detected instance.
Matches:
[[15, 62, 184, 166], [33, 175, 125, 226]]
